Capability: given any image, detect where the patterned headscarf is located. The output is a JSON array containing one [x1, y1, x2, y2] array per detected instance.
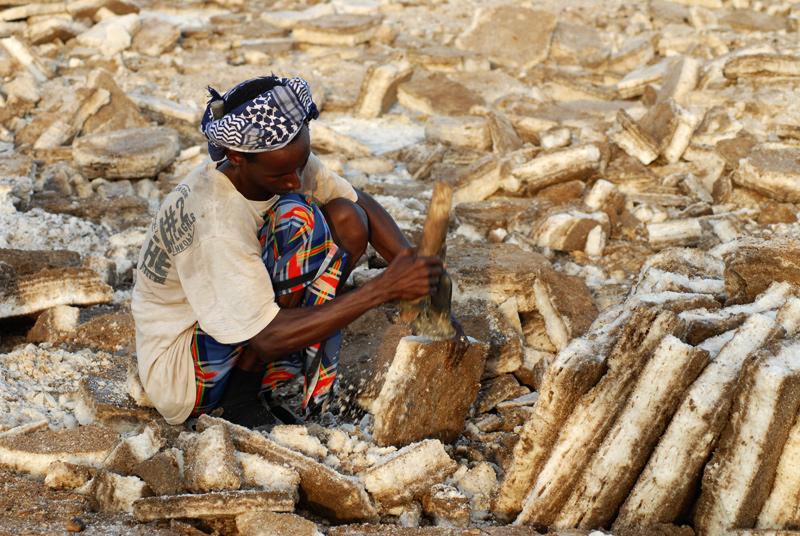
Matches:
[[200, 75, 319, 162]]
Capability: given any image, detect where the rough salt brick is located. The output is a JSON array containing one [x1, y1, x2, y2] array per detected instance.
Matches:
[[362, 439, 458, 509], [723, 53, 800, 79], [424, 115, 491, 152], [130, 16, 180, 57], [127, 93, 203, 126], [74, 375, 158, 432], [453, 299, 525, 379], [549, 22, 605, 68], [421, 484, 471, 528], [25, 18, 88, 46], [647, 219, 705, 250], [531, 209, 610, 257], [457, 462, 498, 521], [237, 511, 321, 536], [724, 237, 800, 306], [695, 340, 800, 536], [25, 304, 79, 344], [104, 424, 164, 476], [133, 489, 296, 522], [397, 72, 484, 116], [0, 36, 55, 83], [44, 461, 94, 490], [517, 308, 684, 527], [454, 198, 553, 239], [533, 268, 599, 351], [733, 144, 800, 204], [310, 124, 370, 159], [291, 14, 381, 46], [473, 375, 529, 415], [133, 449, 185, 496], [370, 336, 487, 447], [67, 0, 140, 19], [758, 407, 800, 528], [607, 109, 659, 165], [447, 242, 550, 313], [617, 314, 780, 529], [88, 470, 149, 513], [406, 46, 490, 73], [72, 126, 180, 180], [617, 59, 670, 99], [0, 267, 112, 319], [758, 201, 797, 225], [355, 60, 414, 119], [0, 423, 118, 478], [82, 68, 151, 134], [455, 6, 556, 70], [184, 423, 242, 493], [237, 451, 299, 494], [638, 99, 700, 164], [471, 106, 524, 155], [556, 335, 710, 528], [511, 144, 603, 193], [269, 426, 328, 462], [493, 308, 628, 522], [196, 415, 379, 524], [657, 56, 700, 106]]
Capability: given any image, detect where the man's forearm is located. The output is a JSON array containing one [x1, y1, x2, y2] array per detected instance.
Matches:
[[355, 188, 411, 262]]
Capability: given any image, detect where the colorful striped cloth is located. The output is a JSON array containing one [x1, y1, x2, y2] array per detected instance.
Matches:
[[190, 193, 345, 418]]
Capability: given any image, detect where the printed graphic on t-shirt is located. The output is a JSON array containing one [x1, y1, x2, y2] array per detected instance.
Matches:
[[139, 185, 196, 285]]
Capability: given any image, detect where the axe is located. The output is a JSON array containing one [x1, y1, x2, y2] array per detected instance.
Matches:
[[399, 181, 456, 340]]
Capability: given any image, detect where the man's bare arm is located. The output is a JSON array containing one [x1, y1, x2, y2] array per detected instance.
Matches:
[[354, 187, 411, 263], [249, 248, 441, 363]]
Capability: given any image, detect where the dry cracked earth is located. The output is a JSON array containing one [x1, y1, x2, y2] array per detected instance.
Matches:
[[3, 0, 800, 535]]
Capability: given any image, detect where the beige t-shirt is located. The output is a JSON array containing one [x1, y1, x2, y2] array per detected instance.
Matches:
[[131, 154, 357, 424]]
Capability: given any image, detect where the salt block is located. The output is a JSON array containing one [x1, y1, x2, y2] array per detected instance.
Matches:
[[531, 209, 610, 256], [421, 484, 471, 528], [128, 93, 203, 125], [0, 423, 118, 478], [534, 268, 599, 351], [237, 511, 321, 536], [720, 10, 788, 32], [511, 144, 603, 193], [67, 0, 140, 20], [362, 439, 458, 508], [447, 155, 503, 205], [758, 201, 797, 225], [556, 335, 710, 528], [133, 489, 295, 522], [184, 423, 242, 493], [724, 237, 800, 306], [26, 305, 79, 344], [657, 56, 700, 106], [647, 219, 705, 250], [550, 22, 605, 68], [517, 307, 684, 527], [260, 4, 335, 29], [310, 124, 370, 159], [455, 6, 556, 70], [493, 309, 628, 522], [609, 34, 655, 72], [471, 106, 524, 155], [447, 242, 550, 313], [638, 99, 699, 164], [758, 404, 800, 528], [25, 18, 87, 47], [72, 126, 180, 179], [44, 461, 94, 490], [473, 375, 529, 415], [74, 14, 140, 57], [607, 109, 659, 165], [453, 299, 524, 378], [356, 60, 414, 119], [616, 60, 669, 99], [82, 68, 151, 135], [454, 198, 553, 238], [397, 72, 484, 116], [237, 451, 300, 493], [196, 415, 379, 524], [0, 267, 112, 319], [133, 449, 186, 496], [734, 144, 800, 203], [0, 36, 55, 83], [370, 336, 487, 447], [104, 423, 164, 476], [130, 17, 180, 57], [425, 115, 491, 152], [74, 374, 158, 432], [695, 340, 800, 536], [0, 2, 64, 21], [406, 46, 490, 73], [292, 14, 381, 47], [88, 470, 149, 513], [269, 425, 328, 462]]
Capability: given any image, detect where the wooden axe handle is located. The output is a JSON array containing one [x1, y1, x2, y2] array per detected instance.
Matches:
[[417, 181, 453, 257]]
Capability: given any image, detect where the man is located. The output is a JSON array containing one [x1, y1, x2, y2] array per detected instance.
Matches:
[[132, 75, 464, 430]]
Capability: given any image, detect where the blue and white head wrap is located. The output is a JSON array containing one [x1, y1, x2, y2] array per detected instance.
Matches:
[[200, 75, 319, 162]]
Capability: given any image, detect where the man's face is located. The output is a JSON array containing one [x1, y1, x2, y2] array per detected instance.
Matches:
[[232, 124, 311, 201]]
